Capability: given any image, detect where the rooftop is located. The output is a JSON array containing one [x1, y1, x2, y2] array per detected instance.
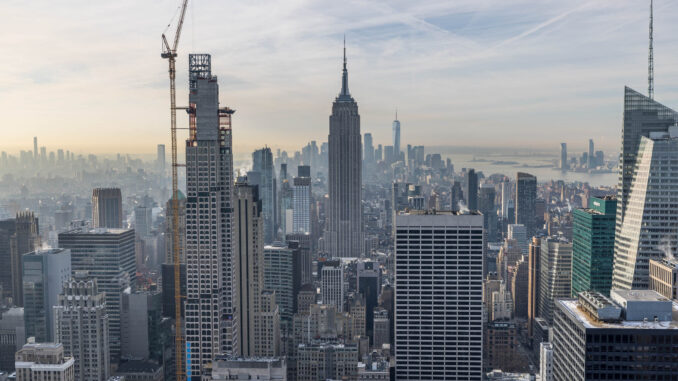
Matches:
[[559, 299, 678, 330], [62, 227, 132, 235]]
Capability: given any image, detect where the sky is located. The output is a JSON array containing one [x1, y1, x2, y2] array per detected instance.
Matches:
[[2, 0, 678, 156]]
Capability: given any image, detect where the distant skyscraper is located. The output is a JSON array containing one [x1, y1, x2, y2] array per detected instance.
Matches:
[[537, 237, 572, 325], [252, 147, 277, 244], [120, 289, 163, 362], [395, 211, 484, 380], [587, 139, 594, 168], [363, 133, 374, 164], [559, 143, 568, 170], [293, 167, 311, 233], [156, 144, 165, 173], [54, 274, 110, 381], [478, 184, 496, 241], [357, 260, 380, 345], [572, 196, 616, 297], [527, 237, 541, 341], [515, 172, 537, 237], [183, 54, 237, 371], [327, 41, 362, 258], [392, 111, 401, 161], [466, 169, 478, 210], [0, 212, 40, 306], [613, 130, 678, 290], [58, 228, 135, 361], [22, 248, 72, 343], [507, 224, 528, 254], [450, 181, 463, 212], [33, 137, 38, 160], [263, 242, 299, 324], [134, 206, 152, 238], [92, 188, 122, 229], [321, 265, 344, 313]]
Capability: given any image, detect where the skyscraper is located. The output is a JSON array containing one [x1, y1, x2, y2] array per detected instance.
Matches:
[[0, 212, 40, 306], [466, 169, 478, 210], [527, 237, 541, 341], [537, 237, 572, 325], [559, 143, 568, 170], [92, 188, 122, 229], [292, 167, 311, 233], [394, 211, 484, 380], [321, 265, 344, 313], [613, 130, 678, 290], [515, 172, 537, 237], [54, 274, 110, 381], [392, 111, 401, 161], [22, 249, 72, 343], [156, 144, 166, 173], [327, 40, 362, 258], [356, 260, 380, 345], [33, 137, 38, 160], [587, 139, 594, 168], [572, 196, 616, 296], [263, 242, 299, 325], [58, 228, 135, 361], [363, 133, 374, 164], [251, 147, 277, 244], [183, 54, 237, 373]]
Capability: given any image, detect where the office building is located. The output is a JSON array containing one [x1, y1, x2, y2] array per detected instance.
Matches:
[[92, 188, 122, 229], [0, 213, 40, 306], [363, 133, 374, 164], [356, 260, 380, 344], [321, 265, 344, 313], [183, 54, 237, 373], [208, 357, 286, 381], [327, 42, 363, 258], [515, 172, 537, 237], [286, 233, 312, 286], [121, 289, 164, 362], [559, 143, 568, 170], [539, 342, 553, 381], [113, 360, 163, 381], [613, 130, 678, 290], [372, 308, 389, 349], [156, 144, 165, 173], [507, 224, 528, 254], [587, 139, 594, 169], [552, 290, 678, 380], [22, 249, 71, 343], [537, 237, 572, 325], [58, 228, 135, 360], [571, 196, 616, 296], [292, 168, 311, 234], [392, 112, 401, 161], [512, 257, 529, 319], [263, 243, 299, 324], [649, 258, 678, 300], [54, 274, 109, 381], [252, 147, 277, 244], [466, 169, 478, 210], [296, 284, 316, 315], [394, 211, 484, 380], [0, 307, 25, 371], [164, 192, 186, 264], [484, 321, 526, 373], [15, 343, 75, 381], [527, 237, 540, 340], [297, 343, 358, 381], [478, 184, 497, 241]]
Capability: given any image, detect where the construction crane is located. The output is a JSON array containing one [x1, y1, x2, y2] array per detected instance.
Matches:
[[161, 1, 188, 381]]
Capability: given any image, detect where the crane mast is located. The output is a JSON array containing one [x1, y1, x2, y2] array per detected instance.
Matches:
[[161, 1, 189, 381]]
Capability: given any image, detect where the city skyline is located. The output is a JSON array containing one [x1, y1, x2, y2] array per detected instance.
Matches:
[[2, 1, 677, 154]]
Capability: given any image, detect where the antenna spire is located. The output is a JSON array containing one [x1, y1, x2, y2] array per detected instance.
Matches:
[[395, 108, 398, 121], [338, 35, 351, 99], [649, 0, 654, 99]]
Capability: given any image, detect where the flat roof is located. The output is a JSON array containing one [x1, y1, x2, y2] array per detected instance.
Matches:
[[612, 289, 670, 302], [559, 299, 678, 330]]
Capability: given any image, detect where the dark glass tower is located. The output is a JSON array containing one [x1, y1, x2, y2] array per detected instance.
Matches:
[[515, 172, 537, 237], [327, 41, 362, 258]]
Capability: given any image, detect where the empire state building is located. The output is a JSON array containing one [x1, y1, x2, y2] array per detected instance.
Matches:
[[327, 40, 363, 258]]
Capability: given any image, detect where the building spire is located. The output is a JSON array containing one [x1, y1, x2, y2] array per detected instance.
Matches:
[[395, 108, 398, 121], [339, 35, 350, 98], [649, 0, 654, 99]]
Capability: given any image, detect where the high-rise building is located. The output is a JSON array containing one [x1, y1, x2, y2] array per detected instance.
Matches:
[[559, 143, 568, 170], [372, 307, 389, 349], [134, 206, 152, 238], [297, 343, 358, 381], [552, 290, 678, 380], [363, 133, 374, 164], [58, 228, 135, 360], [121, 289, 164, 362], [540, 342, 553, 381], [22, 249, 71, 343], [587, 139, 594, 169], [507, 224, 528, 254], [0, 213, 40, 305], [649, 258, 678, 300], [465, 169, 478, 210], [156, 144, 166, 171], [450, 181, 463, 212], [327, 41, 362, 258], [164, 192, 186, 264], [54, 274, 110, 381], [92, 188, 122, 229], [613, 130, 678, 290], [286, 233, 312, 286], [321, 265, 344, 313], [614, 87, 678, 289], [252, 147, 277, 244], [0, 307, 25, 371], [15, 343, 75, 381], [478, 184, 497, 241], [392, 112, 401, 161], [263, 242, 299, 324], [356, 260, 380, 344], [207, 357, 286, 381], [572, 196, 616, 297], [527, 237, 541, 340], [292, 167, 311, 234], [33, 137, 38, 160], [183, 54, 237, 373], [537, 237, 572, 325], [394, 211, 484, 380], [515, 172, 537, 237], [512, 257, 529, 319]]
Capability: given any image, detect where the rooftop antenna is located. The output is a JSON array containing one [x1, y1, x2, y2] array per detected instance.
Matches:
[[648, 0, 654, 99]]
